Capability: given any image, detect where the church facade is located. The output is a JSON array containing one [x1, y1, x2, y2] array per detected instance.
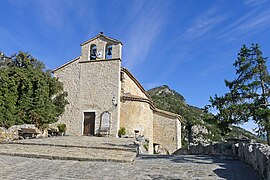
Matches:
[[53, 33, 182, 154]]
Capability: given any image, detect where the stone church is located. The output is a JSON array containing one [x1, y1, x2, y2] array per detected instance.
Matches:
[[53, 33, 182, 154]]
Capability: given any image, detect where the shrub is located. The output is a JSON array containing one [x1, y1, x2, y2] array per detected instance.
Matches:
[[118, 127, 126, 137], [143, 144, 149, 151], [57, 123, 66, 133]]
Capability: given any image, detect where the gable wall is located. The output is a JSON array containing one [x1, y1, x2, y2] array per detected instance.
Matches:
[[81, 37, 122, 60], [54, 58, 81, 135], [120, 100, 154, 153], [121, 71, 148, 99]]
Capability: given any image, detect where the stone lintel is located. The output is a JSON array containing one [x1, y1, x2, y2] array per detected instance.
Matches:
[[79, 58, 121, 63]]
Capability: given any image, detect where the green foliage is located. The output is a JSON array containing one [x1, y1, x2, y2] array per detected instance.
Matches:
[[143, 144, 149, 151], [118, 127, 126, 136], [148, 85, 203, 125], [226, 126, 267, 144], [208, 44, 270, 144], [0, 51, 68, 128], [57, 123, 67, 133]]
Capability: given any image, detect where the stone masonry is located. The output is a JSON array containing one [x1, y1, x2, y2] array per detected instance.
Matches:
[[0, 154, 260, 179], [153, 109, 182, 154], [53, 33, 182, 154]]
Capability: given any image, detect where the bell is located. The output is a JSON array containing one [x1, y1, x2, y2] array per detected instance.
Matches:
[[107, 48, 112, 56], [90, 51, 96, 60]]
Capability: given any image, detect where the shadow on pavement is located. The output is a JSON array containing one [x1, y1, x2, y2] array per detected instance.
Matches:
[[138, 155, 261, 180]]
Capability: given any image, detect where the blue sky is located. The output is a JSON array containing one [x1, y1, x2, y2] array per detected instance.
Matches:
[[1, 0, 270, 133]]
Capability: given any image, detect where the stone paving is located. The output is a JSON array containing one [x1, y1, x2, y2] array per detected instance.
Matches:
[[0, 136, 137, 162], [0, 136, 261, 179], [0, 154, 260, 179]]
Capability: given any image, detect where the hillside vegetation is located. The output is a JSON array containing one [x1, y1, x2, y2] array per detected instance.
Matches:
[[147, 85, 264, 147]]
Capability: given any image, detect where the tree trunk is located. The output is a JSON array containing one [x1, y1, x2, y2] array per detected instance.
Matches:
[[259, 74, 270, 146], [267, 129, 270, 146]]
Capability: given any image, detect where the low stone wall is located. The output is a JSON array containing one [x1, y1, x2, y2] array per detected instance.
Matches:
[[238, 142, 270, 179], [173, 142, 235, 157], [0, 124, 37, 142], [173, 140, 270, 179], [0, 127, 19, 142]]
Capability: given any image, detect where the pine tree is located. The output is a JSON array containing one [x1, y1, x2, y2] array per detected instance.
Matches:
[[209, 44, 270, 144]]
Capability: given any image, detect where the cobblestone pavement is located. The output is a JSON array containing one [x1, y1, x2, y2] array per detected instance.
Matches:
[[0, 154, 260, 180], [0, 136, 137, 162]]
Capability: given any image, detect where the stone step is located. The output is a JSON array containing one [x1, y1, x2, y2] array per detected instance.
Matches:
[[0, 143, 137, 163], [4, 141, 137, 152], [0, 136, 138, 162]]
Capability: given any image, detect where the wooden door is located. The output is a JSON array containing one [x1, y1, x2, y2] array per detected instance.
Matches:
[[83, 112, 95, 135]]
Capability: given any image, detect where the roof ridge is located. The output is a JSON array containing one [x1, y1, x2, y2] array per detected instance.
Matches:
[[154, 108, 183, 121], [52, 56, 80, 73], [81, 33, 122, 46], [121, 95, 155, 110]]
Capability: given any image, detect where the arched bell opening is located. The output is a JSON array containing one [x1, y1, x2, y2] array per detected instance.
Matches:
[[105, 44, 113, 59], [90, 44, 97, 60]]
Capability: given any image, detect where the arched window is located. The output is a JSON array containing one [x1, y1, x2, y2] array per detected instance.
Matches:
[[105, 44, 112, 59], [90, 44, 97, 60]]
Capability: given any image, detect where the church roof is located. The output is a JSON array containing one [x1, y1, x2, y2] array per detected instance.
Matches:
[[80, 32, 123, 46], [121, 94, 183, 122], [121, 94, 155, 109]]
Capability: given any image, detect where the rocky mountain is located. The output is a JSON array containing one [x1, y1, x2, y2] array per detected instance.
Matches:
[[147, 85, 264, 147]]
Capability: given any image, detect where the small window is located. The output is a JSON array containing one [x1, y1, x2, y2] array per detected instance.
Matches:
[[105, 45, 112, 59], [120, 72, 124, 82], [90, 44, 97, 60]]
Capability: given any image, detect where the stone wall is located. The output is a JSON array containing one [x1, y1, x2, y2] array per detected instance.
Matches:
[[0, 124, 37, 142], [54, 35, 123, 137], [153, 111, 181, 154], [121, 70, 148, 99], [0, 127, 18, 142], [120, 68, 154, 153], [81, 36, 122, 60], [174, 140, 270, 179], [238, 142, 270, 179], [53, 34, 182, 156], [120, 68, 182, 154], [79, 59, 121, 137], [54, 58, 81, 135], [54, 58, 121, 137], [120, 100, 154, 154], [173, 142, 235, 157]]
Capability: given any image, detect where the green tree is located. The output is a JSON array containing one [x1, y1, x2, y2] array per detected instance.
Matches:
[[0, 51, 68, 128], [208, 44, 270, 144]]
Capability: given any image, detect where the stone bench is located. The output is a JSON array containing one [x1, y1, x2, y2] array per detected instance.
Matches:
[[19, 128, 39, 139]]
